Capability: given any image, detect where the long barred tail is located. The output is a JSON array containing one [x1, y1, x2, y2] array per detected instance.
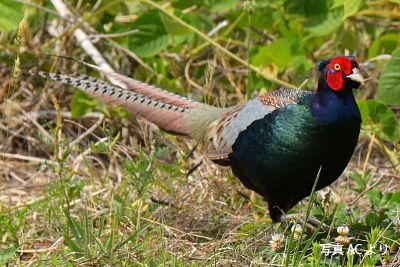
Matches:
[[38, 71, 198, 136]]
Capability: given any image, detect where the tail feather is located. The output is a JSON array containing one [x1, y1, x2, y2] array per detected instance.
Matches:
[[39, 71, 192, 135], [75, 62, 200, 109], [38, 68, 230, 143]]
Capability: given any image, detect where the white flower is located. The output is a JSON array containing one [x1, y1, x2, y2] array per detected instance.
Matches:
[[337, 225, 349, 236], [269, 233, 285, 252], [291, 223, 302, 233], [291, 224, 303, 240]]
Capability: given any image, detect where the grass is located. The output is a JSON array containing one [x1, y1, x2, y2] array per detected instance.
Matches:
[[0, 0, 399, 266]]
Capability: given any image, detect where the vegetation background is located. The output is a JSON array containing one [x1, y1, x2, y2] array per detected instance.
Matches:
[[0, 0, 399, 266]]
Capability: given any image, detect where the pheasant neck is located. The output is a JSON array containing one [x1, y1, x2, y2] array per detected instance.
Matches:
[[311, 78, 361, 125]]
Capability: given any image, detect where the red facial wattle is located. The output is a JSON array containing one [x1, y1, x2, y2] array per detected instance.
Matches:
[[326, 57, 354, 91], [327, 69, 344, 91]]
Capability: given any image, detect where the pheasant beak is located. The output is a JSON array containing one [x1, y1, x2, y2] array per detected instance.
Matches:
[[346, 68, 364, 86]]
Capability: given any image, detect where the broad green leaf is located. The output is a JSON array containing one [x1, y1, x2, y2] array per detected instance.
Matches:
[[377, 48, 400, 106], [332, 0, 363, 18], [160, 14, 190, 37], [343, 0, 363, 17], [289, 55, 312, 73], [358, 99, 400, 142], [252, 39, 292, 69], [71, 90, 98, 118], [305, 8, 344, 36], [250, 8, 275, 29], [368, 34, 399, 58], [281, 32, 311, 73], [159, 11, 194, 45], [390, 0, 400, 3], [0, 0, 24, 32], [331, 0, 346, 7], [286, 0, 344, 36], [365, 213, 382, 227], [128, 11, 171, 58], [391, 192, 400, 203], [285, 0, 330, 17]]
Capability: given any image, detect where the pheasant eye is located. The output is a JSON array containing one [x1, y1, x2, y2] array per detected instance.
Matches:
[[333, 64, 341, 71]]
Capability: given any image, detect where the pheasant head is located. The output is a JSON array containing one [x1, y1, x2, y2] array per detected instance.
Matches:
[[318, 56, 364, 91], [312, 56, 364, 125]]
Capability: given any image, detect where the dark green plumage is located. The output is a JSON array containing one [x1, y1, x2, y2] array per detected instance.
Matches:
[[230, 94, 360, 222], [229, 56, 362, 222]]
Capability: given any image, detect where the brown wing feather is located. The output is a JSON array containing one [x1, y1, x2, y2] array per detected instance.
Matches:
[[205, 89, 312, 165]]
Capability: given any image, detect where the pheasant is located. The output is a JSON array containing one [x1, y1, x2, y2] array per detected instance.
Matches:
[[38, 56, 364, 222]]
